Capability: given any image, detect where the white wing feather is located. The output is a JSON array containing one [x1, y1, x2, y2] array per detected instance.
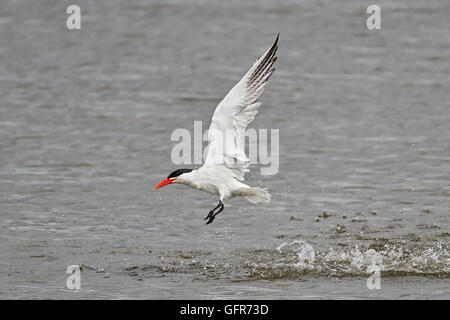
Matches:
[[203, 34, 279, 181]]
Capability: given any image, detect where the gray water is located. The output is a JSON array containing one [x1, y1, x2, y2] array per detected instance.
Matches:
[[0, 0, 449, 299]]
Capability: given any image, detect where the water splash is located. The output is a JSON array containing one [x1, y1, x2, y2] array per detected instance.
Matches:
[[277, 240, 316, 269], [121, 240, 449, 281]]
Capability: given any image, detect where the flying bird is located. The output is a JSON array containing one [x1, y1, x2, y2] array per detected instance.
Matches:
[[154, 34, 279, 224]]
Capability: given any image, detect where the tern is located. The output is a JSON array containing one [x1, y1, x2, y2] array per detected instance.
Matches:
[[154, 34, 279, 224]]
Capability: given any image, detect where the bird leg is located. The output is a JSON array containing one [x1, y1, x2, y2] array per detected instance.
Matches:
[[205, 201, 224, 225], [204, 201, 222, 220]]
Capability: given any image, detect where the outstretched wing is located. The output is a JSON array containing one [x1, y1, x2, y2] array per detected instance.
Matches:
[[203, 34, 279, 181]]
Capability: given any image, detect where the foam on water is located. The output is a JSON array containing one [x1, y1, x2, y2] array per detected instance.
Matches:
[[277, 240, 316, 269], [120, 240, 449, 282]]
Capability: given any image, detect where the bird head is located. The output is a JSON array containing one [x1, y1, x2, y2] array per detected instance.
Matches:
[[153, 168, 193, 190]]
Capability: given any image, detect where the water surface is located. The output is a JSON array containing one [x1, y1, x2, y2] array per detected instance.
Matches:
[[0, 0, 449, 299]]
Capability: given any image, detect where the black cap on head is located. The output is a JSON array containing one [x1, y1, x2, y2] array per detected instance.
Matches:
[[167, 168, 193, 179]]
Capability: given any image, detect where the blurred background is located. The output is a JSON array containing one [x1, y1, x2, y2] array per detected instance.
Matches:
[[0, 0, 448, 299]]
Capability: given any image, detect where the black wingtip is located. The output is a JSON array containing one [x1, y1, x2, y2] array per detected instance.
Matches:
[[270, 33, 279, 50]]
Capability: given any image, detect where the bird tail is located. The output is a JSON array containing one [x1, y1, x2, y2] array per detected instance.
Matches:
[[241, 187, 271, 204]]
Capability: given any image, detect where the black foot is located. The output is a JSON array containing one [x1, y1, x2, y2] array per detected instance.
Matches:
[[204, 209, 215, 221], [205, 215, 216, 225], [204, 201, 224, 225]]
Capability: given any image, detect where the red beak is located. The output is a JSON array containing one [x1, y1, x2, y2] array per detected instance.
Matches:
[[153, 178, 175, 190]]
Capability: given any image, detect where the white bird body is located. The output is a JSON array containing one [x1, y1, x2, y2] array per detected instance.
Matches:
[[176, 166, 269, 203], [176, 167, 247, 199], [154, 34, 279, 224]]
